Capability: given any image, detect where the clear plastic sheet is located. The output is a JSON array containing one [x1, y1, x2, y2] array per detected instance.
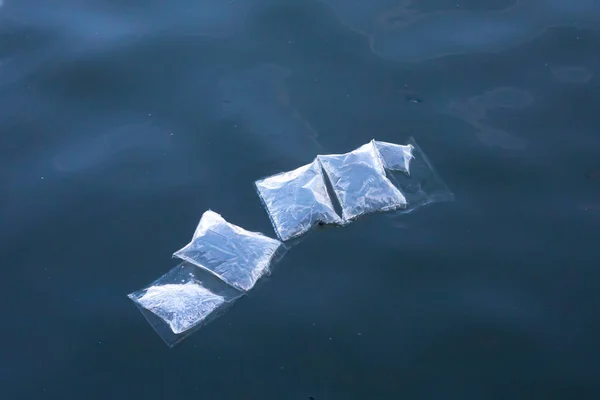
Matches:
[[255, 158, 342, 241], [373, 140, 414, 173], [128, 262, 242, 347], [380, 137, 454, 212], [317, 141, 407, 222], [173, 210, 283, 292]]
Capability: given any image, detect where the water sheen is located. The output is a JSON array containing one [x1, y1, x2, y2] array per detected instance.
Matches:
[[1, 0, 599, 398]]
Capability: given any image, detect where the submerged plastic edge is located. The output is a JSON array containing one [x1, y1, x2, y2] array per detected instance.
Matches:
[[407, 136, 454, 199], [380, 137, 454, 215]]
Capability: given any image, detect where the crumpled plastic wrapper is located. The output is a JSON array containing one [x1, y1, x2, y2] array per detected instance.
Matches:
[[373, 140, 414, 173], [317, 141, 407, 222], [173, 210, 283, 292], [128, 263, 242, 346], [255, 158, 342, 241]]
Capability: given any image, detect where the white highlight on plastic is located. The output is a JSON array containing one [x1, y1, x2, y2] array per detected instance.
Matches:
[[137, 281, 225, 334], [174, 210, 283, 292], [373, 140, 414, 174], [256, 158, 342, 241], [318, 141, 407, 221]]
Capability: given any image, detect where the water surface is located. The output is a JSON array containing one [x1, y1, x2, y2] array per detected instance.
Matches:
[[1, 0, 599, 399]]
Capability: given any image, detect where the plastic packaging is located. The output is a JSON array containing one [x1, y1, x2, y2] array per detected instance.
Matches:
[[373, 140, 414, 173], [380, 137, 454, 212], [173, 210, 283, 292], [129, 137, 453, 348], [128, 262, 243, 347], [317, 141, 407, 222], [255, 158, 343, 241]]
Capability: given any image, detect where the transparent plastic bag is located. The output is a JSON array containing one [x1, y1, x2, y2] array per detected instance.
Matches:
[[173, 210, 283, 292], [255, 158, 342, 241], [128, 262, 243, 347], [317, 141, 407, 222], [373, 140, 414, 173], [378, 137, 454, 212]]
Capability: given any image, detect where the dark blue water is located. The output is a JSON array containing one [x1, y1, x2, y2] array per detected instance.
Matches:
[[2, 1, 600, 398]]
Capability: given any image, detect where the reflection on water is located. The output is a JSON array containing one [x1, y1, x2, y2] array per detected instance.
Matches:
[[322, 0, 600, 61], [1, 0, 599, 398], [446, 87, 531, 149]]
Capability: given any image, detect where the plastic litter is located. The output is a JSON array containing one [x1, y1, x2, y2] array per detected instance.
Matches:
[[128, 262, 242, 347], [317, 141, 407, 222], [380, 137, 454, 212], [373, 140, 414, 173], [255, 158, 343, 241], [138, 282, 221, 334], [129, 137, 454, 347], [173, 210, 283, 292]]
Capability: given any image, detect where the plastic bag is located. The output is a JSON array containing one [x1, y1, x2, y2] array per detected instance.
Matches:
[[373, 140, 414, 173], [128, 137, 453, 348], [128, 262, 242, 347], [379, 137, 454, 212], [317, 141, 407, 222], [255, 158, 342, 241], [173, 210, 283, 292]]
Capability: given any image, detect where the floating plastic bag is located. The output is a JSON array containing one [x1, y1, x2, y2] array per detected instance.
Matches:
[[139, 282, 221, 334], [373, 140, 414, 173], [255, 158, 343, 241], [129, 137, 453, 348], [173, 210, 283, 292], [378, 137, 454, 212], [128, 262, 242, 347], [317, 141, 407, 222]]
